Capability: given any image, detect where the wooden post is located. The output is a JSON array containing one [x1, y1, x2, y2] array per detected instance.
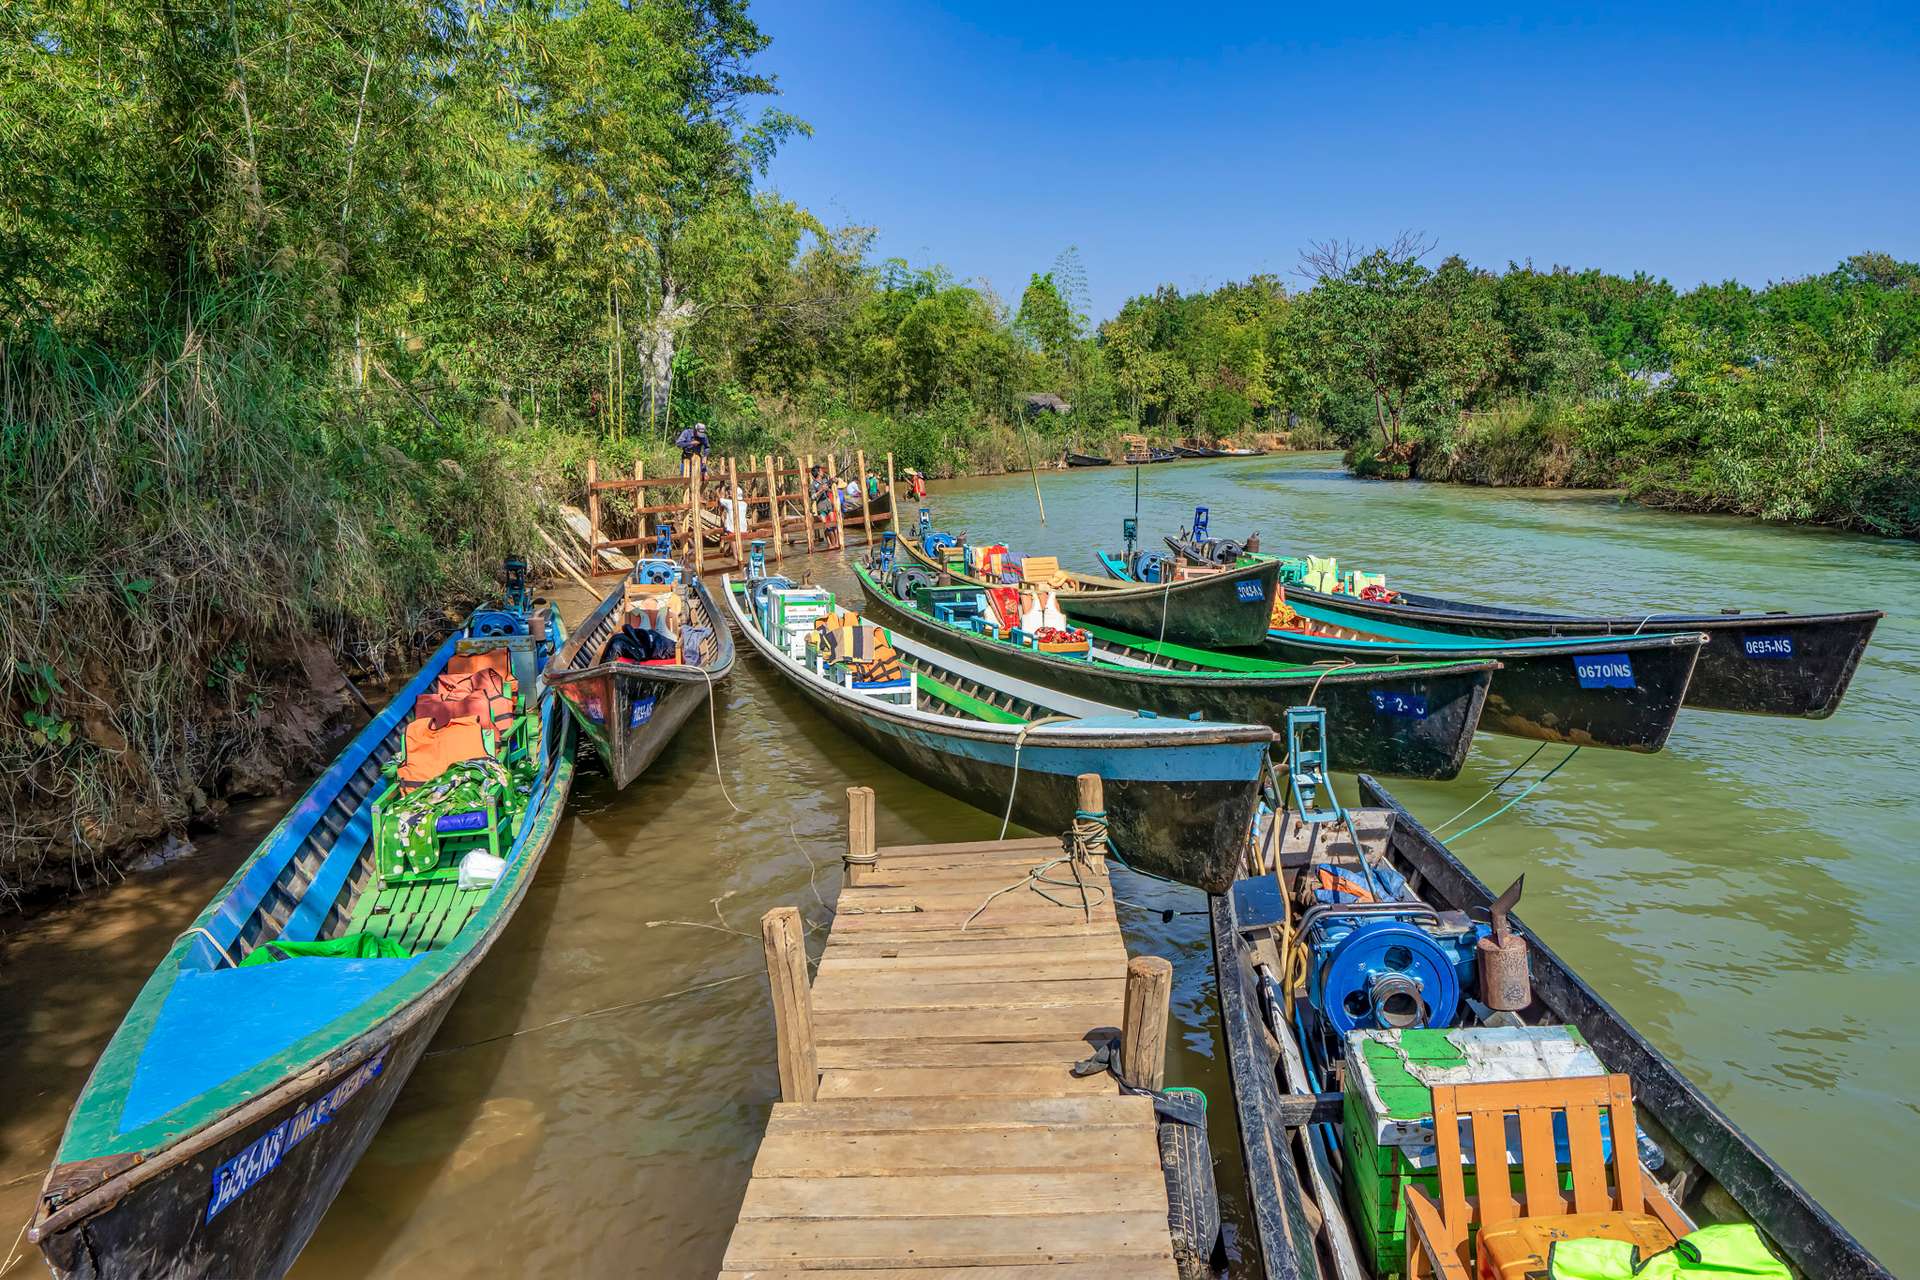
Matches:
[[801, 454, 816, 551], [727, 455, 746, 567], [886, 451, 897, 522], [1120, 954, 1173, 1092], [855, 447, 873, 539], [764, 454, 784, 561], [634, 456, 646, 547], [688, 461, 705, 575], [586, 458, 601, 575], [760, 907, 818, 1103], [844, 785, 877, 885], [1074, 773, 1109, 857]]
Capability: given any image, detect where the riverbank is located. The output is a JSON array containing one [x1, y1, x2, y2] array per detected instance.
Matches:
[[1343, 377, 1920, 540]]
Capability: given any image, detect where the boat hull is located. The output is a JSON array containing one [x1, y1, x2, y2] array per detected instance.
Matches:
[[1065, 453, 1112, 468], [907, 537, 1282, 650], [1262, 630, 1705, 751], [548, 574, 735, 788], [36, 1000, 452, 1280], [792, 676, 1263, 892], [31, 613, 579, 1280], [1284, 585, 1880, 719], [724, 580, 1268, 891], [857, 578, 1493, 781], [1059, 558, 1282, 650]]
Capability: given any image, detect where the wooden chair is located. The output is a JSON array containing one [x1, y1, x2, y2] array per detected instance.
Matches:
[[1405, 1073, 1691, 1280]]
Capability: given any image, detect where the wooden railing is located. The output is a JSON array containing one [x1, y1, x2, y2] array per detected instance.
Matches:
[[584, 449, 897, 576]]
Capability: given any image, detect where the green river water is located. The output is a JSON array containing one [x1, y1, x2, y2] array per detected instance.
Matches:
[[1, 452, 1913, 1276]]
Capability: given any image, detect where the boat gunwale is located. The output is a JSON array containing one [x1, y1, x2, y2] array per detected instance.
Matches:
[[905, 528, 1283, 605], [1264, 625, 1712, 659], [720, 574, 1274, 752], [867, 562, 1501, 685], [545, 568, 738, 690], [31, 617, 579, 1241]]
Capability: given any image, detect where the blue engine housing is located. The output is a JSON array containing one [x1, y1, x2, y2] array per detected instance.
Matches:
[[1305, 910, 1487, 1036]]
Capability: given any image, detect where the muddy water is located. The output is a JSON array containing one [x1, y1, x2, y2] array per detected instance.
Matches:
[[2, 453, 1914, 1276]]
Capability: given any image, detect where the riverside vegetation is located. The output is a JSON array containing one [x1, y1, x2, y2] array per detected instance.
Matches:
[[4, 0, 1915, 899]]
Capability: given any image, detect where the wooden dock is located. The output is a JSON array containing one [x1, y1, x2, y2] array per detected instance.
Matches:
[[720, 781, 1183, 1278]]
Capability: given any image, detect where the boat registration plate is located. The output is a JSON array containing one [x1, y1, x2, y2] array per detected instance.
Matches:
[[206, 1045, 389, 1222], [1236, 580, 1265, 602], [1573, 653, 1635, 689], [1743, 633, 1795, 659], [1370, 691, 1428, 718]]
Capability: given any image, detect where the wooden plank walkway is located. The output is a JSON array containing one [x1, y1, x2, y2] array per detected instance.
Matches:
[[721, 790, 1180, 1278]]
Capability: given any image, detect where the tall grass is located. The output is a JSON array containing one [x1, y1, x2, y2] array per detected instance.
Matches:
[[0, 302, 539, 901]]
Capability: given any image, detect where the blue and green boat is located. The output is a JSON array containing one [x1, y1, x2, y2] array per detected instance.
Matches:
[[29, 585, 576, 1280]]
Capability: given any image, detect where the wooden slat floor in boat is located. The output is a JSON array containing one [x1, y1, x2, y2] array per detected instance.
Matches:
[[720, 835, 1177, 1277], [344, 873, 486, 954]]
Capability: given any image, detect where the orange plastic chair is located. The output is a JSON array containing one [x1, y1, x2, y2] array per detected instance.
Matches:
[[1405, 1073, 1690, 1280]]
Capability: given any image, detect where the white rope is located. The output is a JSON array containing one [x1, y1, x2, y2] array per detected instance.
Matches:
[[996, 715, 1070, 839], [174, 926, 234, 968], [695, 663, 743, 815]]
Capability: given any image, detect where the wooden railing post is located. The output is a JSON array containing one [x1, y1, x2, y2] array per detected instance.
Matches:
[[727, 456, 746, 567], [764, 454, 784, 561], [855, 447, 873, 540], [844, 785, 877, 885], [585, 458, 601, 574], [800, 454, 816, 551], [760, 906, 818, 1103], [689, 462, 705, 575], [1074, 773, 1109, 858], [1121, 954, 1173, 1093], [634, 457, 646, 547]]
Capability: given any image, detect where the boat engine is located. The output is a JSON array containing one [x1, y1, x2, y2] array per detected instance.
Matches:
[[1302, 904, 1488, 1037], [875, 530, 898, 575], [748, 539, 768, 580]]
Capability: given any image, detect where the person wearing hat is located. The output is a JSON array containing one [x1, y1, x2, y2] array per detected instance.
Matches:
[[674, 421, 710, 474]]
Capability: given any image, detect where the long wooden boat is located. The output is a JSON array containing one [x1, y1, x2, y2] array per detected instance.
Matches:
[[30, 594, 576, 1280], [906, 510, 1281, 649], [546, 556, 734, 788], [1065, 451, 1113, 467], [1212, 776, 1890, 1279], [1101, 543, 1708, 752], [857, 561, 1497, 781], [1170, 528, 1881, 718], [720, 572, 1271, 891]]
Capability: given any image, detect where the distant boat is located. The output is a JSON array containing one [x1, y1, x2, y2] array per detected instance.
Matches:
[[857, 560, 1497, 781], [905, 511, 1281, 649], [1064, 452, 1113, 467], [30, 586, 575, 1280], [1170, 518, 1883, 718]]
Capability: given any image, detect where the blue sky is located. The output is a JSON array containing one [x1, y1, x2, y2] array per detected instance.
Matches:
[[751, 1, 1919, 321]]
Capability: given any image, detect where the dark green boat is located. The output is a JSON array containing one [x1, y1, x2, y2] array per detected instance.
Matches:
[[1101, 533, 1709, 752], [905, 508, 1281, 649], [854, 560, 1497, 781]]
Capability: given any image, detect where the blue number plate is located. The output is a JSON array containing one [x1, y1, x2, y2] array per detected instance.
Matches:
[[1743, 633, 1795, 660], [1573, 653, 1635, 689], [1370, 691, 1428, 718], [1236, 581, 1265, 602]]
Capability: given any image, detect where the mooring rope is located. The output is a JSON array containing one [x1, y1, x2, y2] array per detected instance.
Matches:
[[996, 715, 1070, 839], [1446, 745, 1581, 842], [1427, 741, 1550, 836], [964, 805, 1110, 930], [696, 662, 743, 815], [173, 926, 235, 969]]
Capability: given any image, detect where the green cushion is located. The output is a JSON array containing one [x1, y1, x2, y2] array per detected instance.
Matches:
[[238, 932, 411, 967]]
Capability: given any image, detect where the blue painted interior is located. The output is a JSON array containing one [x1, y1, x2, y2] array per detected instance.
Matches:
[[277, 782, 385, 944], [118, 957, 418, 1133], [192, 634, 458, 969]]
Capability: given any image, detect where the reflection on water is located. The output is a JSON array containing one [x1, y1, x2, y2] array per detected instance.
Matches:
[[2, 455, 1914, 1275]]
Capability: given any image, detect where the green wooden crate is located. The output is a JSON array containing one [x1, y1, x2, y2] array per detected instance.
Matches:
[[1340, 1026, 1605, 1277]]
